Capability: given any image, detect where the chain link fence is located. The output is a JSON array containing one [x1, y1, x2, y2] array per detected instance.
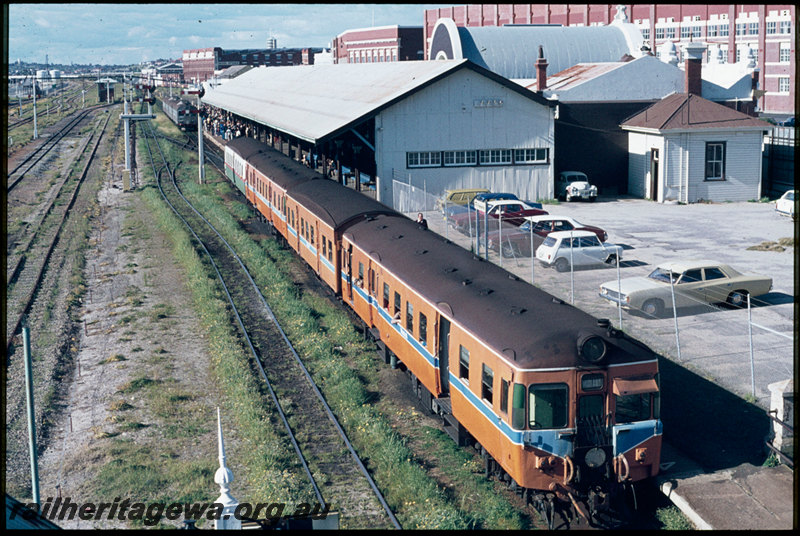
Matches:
[[394, 187, 793, 405]]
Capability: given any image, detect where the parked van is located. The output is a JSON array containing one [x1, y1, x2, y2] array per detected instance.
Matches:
[[436, 188, 490, 213]]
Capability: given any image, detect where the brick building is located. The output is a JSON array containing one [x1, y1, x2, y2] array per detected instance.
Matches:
[[182, 46, 323, 84], [332, 25, 424, 64], [423, 4, 795, 114]]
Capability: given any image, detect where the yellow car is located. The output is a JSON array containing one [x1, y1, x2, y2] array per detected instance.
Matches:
[[435, 188, 489, 213]]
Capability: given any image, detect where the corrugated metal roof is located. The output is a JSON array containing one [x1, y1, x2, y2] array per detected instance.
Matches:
[[621, 93, 771, 132], [449, 24, 633, 80], [201, 60, 471, 144], [542, 62, 626, 92]]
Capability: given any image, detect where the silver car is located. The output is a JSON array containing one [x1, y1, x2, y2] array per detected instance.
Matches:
[[535, 230, 622, 272]]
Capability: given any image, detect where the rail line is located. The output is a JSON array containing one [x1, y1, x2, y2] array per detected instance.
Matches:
[[6, 109, 112, 355], [7, 104, 112, 192], [139, 119, 401, 529]]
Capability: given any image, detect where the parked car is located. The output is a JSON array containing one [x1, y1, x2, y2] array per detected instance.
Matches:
[[444, 191, 517, 220], [435, 188, 489, 213], [487, 215, 608, 257], [535, 231, 622, 272], [775, 190, 795, 220], [779, 116, 794, 127], [599, 260, 773, 317], [555, 171, 598, 202], [449, 198, 548, 234]]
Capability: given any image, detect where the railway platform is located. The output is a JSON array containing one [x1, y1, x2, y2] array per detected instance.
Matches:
[[656, 441, 794, 529]]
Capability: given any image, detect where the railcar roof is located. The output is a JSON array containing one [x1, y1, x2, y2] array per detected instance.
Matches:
[[345, 213, 656, 370], [227, 138, 321, 191], [289, 180, 398, 229]]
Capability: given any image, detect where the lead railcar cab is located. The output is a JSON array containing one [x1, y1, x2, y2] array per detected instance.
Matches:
[[341, 213, 662, 524]]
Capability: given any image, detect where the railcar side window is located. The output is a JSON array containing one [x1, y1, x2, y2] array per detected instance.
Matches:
[[512, 384, 526, 429], [383, 283, 390, 309], [406, 302, 413, 331], [459, 346, 470, 382], [393, 292, 401, 316], [418, 313, 427, 345], [529, 384, 568, 429], [500, 379, 509, 414], [481, 365, 494, 404], [322, 238, 327, 259], [358, 262, 364, 283]]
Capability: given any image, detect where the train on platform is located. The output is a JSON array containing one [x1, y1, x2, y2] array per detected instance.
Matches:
[[216, 134, 663, 527], [160, 96, 198, 131]]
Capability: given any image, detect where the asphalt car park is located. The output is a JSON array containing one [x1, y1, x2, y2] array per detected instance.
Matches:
[[423, 195, 795, 408]]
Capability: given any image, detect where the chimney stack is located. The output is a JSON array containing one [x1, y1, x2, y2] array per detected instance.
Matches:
[[681, 42, 706, 96], [535, 45, 548, 92]]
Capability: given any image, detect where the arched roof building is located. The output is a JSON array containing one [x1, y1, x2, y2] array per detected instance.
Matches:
[[428, 6, 644, 81]]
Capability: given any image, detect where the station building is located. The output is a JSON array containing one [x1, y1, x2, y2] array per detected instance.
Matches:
[[201, 60, 555, 209]]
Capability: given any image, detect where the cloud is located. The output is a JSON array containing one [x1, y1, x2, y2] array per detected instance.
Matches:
[[34, 17, 51, 28]]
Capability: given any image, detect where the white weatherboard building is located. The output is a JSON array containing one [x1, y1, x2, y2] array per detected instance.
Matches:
[[201, 59, 555, 209], [622, 93, 771, 203]]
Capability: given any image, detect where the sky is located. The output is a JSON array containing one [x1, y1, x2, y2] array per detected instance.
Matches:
[[7, 3, 449, 66]]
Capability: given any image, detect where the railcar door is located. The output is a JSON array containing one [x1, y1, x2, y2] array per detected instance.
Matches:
[[437, 317, 450, 395]]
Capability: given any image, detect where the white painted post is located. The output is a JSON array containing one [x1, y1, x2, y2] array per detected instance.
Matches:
[[498, 211, 503, 268], [569, 231, 575, 304], [530, 222, 535, 284], [748, 293, 755, 398], [669, 270, 682, 360], [616, 254, 623, 330]]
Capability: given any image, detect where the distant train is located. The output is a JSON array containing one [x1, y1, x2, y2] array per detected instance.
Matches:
[[161, 96, 197, 131], [222, 137, 663, 527]]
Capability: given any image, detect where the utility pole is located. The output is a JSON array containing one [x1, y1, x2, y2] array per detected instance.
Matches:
[[184, 86, 205, 184], [32, 77, 38, 140]]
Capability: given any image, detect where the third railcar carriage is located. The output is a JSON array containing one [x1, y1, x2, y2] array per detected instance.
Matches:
[[161, 96, 198, 131], [221, 138, 662, 525]]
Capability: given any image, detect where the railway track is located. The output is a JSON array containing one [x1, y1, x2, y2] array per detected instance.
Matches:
[[139, 120, 400, 529], [6, 109, 113, 354], [7, 104, 112, 192]]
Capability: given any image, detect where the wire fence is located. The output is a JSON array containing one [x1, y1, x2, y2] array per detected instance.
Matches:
[[394, 183, 794, 404]]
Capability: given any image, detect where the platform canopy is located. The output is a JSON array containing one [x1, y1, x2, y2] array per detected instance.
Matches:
[[200, 59, 548, 145]]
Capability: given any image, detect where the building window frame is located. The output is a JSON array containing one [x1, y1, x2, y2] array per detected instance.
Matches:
[[442, 150, 477, 167], [407, 151, 442, 168], [705, 141, 726, 181], [478, 149, 512, 166], [514, 148, 549, 164]]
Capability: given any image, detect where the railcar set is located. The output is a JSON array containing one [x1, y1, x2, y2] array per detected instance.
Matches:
[[160, 96, 198, 131], [217, 136, 663, 527]]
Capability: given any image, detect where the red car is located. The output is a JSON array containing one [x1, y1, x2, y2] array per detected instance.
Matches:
[[449, 199, 548, 235], [487, 215, 608, 257]]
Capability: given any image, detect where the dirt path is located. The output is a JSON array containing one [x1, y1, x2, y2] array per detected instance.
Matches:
[[33, 142, 244, 529]]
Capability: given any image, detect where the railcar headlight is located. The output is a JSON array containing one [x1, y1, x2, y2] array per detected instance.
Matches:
[[577, 334, 607, 364], [585, 447, 607, 468]]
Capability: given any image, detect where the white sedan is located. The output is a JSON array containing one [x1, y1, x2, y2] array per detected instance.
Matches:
[[599, 260, 773, 317], [775, 190, 795, 220]]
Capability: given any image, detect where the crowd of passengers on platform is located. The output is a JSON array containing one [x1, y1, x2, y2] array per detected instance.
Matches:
[[201, 104, 344, 182]]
